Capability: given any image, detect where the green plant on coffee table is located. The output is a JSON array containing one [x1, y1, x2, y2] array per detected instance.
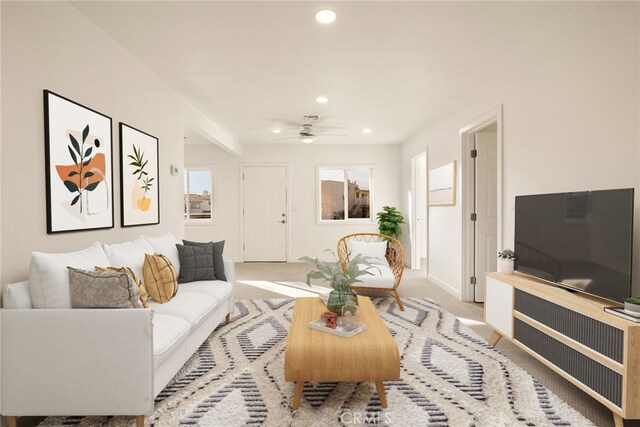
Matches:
[[377, 206, 404, 238], [299, 250, 378, 314], [498, 249, 516, 260], [625, 296, 640, 306]]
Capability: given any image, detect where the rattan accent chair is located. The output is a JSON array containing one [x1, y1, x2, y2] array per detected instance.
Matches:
[[337, 233, 405, 311]]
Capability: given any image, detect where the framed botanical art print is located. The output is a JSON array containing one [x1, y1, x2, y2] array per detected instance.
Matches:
[[120, 123, 160, 227], [44, 90, 114, 233]]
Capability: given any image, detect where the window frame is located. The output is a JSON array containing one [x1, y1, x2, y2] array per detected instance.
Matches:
[[316, 164, 374, 225], [184, 165, 215, 225]]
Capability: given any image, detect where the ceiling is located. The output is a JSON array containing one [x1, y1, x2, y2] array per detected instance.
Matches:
[[72, 1, 577, 146]]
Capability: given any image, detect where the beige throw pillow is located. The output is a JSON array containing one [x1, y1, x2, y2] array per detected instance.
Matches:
[[143, 253, 178, 303], [67, 267, 143, 309], [95, 266, 149, 308]]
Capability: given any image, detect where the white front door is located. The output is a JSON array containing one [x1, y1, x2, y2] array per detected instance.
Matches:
[[243, 166, 287, 262], [474, 132, 498, 302]]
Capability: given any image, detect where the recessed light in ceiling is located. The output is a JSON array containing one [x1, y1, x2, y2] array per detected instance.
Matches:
[[300, 137, 315, 144], [362, 128, 372, 134], [315, 96, 329, 104], [315, 9, 337, 24], [272, 129, 281, 134]]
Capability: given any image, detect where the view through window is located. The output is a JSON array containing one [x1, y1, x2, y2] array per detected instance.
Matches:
[[319, 167, 372, 221], [184, 168, 213, 220]]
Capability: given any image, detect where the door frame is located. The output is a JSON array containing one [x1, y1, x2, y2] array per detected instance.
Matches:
[[240, 163, 290, 262], [460, 105, 503, 302], [410, 150, 428, 273]]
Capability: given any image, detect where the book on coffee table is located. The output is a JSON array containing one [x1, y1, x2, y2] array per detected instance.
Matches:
[[308, 319, 367, 338], [604, 307, 640, 323]]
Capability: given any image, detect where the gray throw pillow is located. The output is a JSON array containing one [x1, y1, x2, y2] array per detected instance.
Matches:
[[183, 240, 226, 281], [67, 267, 143, 309], [176, 244, 215, 283]]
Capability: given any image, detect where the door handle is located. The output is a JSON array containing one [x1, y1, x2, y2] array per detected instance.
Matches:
[[281, 220, 286, 224]]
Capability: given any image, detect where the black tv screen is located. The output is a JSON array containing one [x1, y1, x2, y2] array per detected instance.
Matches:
[[514, 188, 634, 303]]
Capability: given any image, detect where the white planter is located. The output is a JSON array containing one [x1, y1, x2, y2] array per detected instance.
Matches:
[[624, 302, 640, 315], [497, 259, 514, 275]]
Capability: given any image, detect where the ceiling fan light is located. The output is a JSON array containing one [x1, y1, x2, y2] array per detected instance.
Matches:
[[315, 96, 329, 104], [315, 9, 337, 24], [300, 136, 314, 144], [272, 129, 281, 134], [362, 128, 372, 134]]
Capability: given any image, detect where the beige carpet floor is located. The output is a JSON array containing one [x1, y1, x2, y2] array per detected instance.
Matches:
[[235, 260, 637, 427]]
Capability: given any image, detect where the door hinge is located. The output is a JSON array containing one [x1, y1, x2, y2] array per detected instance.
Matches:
[[470, 276, 477, 285], [470, 149, 478, 158], [242, 208, 245, 215], [242, 173, 245, 180], [243, 243, 245, 251], [471, 213, 477, 221]]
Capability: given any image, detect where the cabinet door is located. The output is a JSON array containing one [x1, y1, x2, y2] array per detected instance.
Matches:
[[485, 276, 514, 338]]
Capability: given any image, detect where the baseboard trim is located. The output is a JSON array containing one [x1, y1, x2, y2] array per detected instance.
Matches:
[[428, 274, 461, 299]]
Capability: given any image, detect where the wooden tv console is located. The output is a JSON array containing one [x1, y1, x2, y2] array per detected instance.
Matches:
[[485, 272, 640, 427]]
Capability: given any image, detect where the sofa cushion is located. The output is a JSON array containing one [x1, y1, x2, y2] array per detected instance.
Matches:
[[96, 266, 149, 308], [102, 238, 153, 284], [179, 280, 232, 302], [143, 233, 181, 274], [143, 254, 178, 303], [2, 281, 32, 309], [68, 267, 143, 309], [183, 240, 227, 281], [354, 263, 396, 289], [148, 292, 218, 331], [348, 240, 389, 265], [152, 314, 191, 366], [176, 244, 215, 283], [29, 242, 109, 309]]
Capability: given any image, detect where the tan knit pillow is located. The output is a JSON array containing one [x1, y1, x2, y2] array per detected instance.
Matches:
[[143, 254, 178, 303], [95, 266, 149, 308]]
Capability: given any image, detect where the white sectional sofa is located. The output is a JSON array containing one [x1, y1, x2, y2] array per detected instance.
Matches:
[[0, 233, 235, 426]]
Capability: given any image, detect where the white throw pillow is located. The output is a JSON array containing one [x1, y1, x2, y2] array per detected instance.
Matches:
[[28, 242, 110, 309], [142, 232, 181, 273], [347, 240, 389, 265], [102, 238, 154, 283]]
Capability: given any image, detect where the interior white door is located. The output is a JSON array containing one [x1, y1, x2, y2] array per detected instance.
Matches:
[[474, 132, 498, 302], [243, 166, 287, 262]]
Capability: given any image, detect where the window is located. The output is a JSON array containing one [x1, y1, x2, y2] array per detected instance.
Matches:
[[184, 167, 213, 221], [319, 166, 372, 221]]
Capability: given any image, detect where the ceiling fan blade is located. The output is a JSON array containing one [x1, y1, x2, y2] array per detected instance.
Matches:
[[270, 119, 302, 128], [272, 136, 299, 141], [317, 133, 348, 137]]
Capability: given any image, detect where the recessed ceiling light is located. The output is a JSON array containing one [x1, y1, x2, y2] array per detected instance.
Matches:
[[315, 96, 329, 104], [272, 129, 281, 134], [362, 128, 372, 134], [300, 137, 315, 144], [315, 9, 337, 24]]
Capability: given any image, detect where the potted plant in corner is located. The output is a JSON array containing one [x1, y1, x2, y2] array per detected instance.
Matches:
[[624, 296, 640, 316], [497, 249, 516, 275], [300, 251, 378, 314], [377, 206, 404, 238]]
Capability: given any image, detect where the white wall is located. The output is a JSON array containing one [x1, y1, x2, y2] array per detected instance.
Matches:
[[185, 139, 401, 261], [1, 2, 188, 283], [401, 2, 640, 298]]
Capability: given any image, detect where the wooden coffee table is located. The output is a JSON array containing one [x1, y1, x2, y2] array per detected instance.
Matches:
[[284, 296, 400, 409]]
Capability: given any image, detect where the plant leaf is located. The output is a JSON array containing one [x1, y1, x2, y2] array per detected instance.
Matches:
[[83, 171, 94, 179], [71, 194, 80, 206], [63, 180, 78, 193], [69, 134, 80, 155], [84, 181, 99, 192], [83, 159, 91, 167], [68, 171, 79, 177], [82, 125, 89, 142], [84, 147, 92, 158], [68, 146, 78, 164]]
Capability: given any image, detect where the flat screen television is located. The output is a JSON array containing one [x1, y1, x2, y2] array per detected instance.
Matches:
[[514, 188, 634, 303]]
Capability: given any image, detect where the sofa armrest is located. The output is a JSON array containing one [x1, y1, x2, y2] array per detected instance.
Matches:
[[223, 258, 235, 286], [1, 308, 154, 416]]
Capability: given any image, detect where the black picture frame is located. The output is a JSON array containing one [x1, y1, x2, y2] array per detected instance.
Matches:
[[44, 90, 114, 233], [119, 122, 160, 227]]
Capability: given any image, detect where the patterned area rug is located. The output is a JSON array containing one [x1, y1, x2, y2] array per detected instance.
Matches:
[[40, 298, 592, 426]]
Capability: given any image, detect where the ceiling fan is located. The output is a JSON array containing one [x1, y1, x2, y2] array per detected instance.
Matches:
[[272, 115, 347, 143]]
